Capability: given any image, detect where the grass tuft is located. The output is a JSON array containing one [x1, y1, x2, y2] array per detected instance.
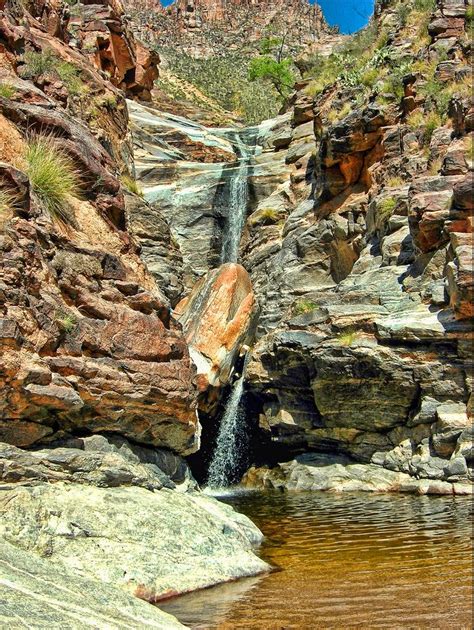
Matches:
[[378, 197, 397, 219], [26, 136, 81, 223], [0, 83, 16, 99], [121, 175, 143, 197], [56, 311, 78, 334], [22, 50, 85, 96], [337, 329, 360, 347], [292, 299, 318, 316]]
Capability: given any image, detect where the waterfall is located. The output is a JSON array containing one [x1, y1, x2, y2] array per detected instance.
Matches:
[[221, 133, 252, 264], [206, 361, 248, 488]]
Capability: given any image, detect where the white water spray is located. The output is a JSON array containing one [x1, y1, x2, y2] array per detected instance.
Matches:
[[221, 133, 252, 263], [206, 361, 248, 488]]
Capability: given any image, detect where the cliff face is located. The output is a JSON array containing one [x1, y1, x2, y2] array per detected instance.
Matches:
[[124, 0, 473, 492], [128, 0, 330, 53], [0, 4, 269, 623], [0, 0, 199, 454]]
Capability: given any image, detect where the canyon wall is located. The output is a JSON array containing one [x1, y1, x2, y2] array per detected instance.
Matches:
[[0, 2, 268, 625]]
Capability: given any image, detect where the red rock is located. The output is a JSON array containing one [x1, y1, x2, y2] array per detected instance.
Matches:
[[176, 263, 256, 388]]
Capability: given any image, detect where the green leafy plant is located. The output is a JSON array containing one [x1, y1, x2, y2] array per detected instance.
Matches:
[[248, 56, 295, 100], [26, 136, 81, 223]]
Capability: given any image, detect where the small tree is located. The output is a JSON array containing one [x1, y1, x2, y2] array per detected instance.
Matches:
[[248, 57, 295, 99]]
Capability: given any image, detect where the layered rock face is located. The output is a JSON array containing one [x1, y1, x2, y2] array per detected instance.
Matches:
[[68, 0, 159, 101], [0, 0, 201, 456], [240, 0, 473, 491]]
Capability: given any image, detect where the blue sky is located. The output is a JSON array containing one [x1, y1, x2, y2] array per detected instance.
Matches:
[[159, 1, 374, 34], [318, 0, 374, 33]]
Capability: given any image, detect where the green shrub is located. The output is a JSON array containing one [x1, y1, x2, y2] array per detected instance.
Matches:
[[0, 83, 16, 99], [248, 56, 295, 100], [292, 299, 318, 316], [22, 50, 56, 77], [466, 4, 474, 25], [395, 2, 412, 27], [413, 0, 436, 10], [121, 175, 143, 197], [424, 111, 443, 144], [26, 136, 81, 223], [23, 50, 84, 96], [56, 61, 84, 96]]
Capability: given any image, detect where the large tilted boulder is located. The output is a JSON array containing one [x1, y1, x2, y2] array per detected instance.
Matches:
[[175, 263, 256, 390]]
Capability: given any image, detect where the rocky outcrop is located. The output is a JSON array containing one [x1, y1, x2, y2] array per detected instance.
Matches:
[[0, 434, 196, 490], [176, 263, 256, 391], [68, 0, 160, 101], [0, 2, 199, 454], [238, 0, 474, 490], [243, 453, 472, 495]]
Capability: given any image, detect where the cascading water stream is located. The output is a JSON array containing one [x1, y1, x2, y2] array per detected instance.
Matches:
[[220, 132, 253, 263], [206, 357, 249, 488]]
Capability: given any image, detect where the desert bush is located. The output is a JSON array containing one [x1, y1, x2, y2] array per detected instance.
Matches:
[[378, 197, 397, 219], [56, 311, 78, 333], [23, 50, 84, 96], [292, 299, 318, 316]]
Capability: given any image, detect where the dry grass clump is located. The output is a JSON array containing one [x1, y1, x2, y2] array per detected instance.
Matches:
[[337, 329, 360, 347], [26, 136, 81, 223]]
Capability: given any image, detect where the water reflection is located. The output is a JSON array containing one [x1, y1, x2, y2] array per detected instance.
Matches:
[[160, 491, 473, 629]]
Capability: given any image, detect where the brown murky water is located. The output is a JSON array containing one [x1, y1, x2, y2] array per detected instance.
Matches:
[[160, 491, 473, 629]]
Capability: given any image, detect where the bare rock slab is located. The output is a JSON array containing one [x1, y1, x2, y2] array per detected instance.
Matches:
[[0, 541, 185, 629], [0, 482, 269, 603]]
